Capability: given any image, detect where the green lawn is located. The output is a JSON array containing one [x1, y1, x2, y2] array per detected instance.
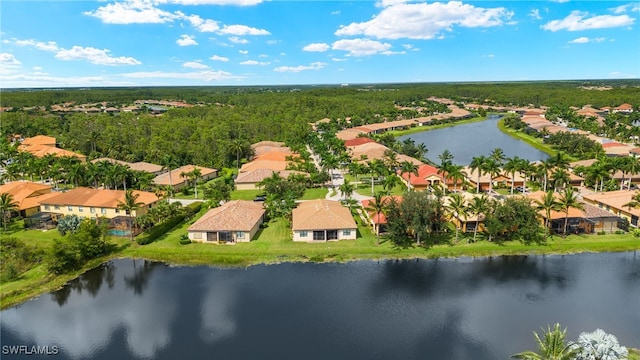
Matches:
[[354, 179, 406, 197], [230, 189, 263, 200], [300, 187, 328, 200]]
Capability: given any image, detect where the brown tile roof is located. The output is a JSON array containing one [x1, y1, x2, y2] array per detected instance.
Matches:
[[129, 162, 163, 173], [40, 187, 159, 208], [21, 135, 56, 146], [188, 200, 265, 232], [21, 192, 60, 210], [91, 157, 129, 166], [292, 199, 356, 231], [582, 190, 640, 216], [240, 160, 289, 173], [0, 181, 52, 210], [254, 151, 298, 162], [235, 169, 306, 184], [19, 144, 86, 160], [153, 165, 217, 186], [361, 195, 403, 224], [344, 137, 376, 147]]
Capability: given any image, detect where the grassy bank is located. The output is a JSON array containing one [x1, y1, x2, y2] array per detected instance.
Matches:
[[388, 115, 488, 137], [496, 118, 562, 158], [3, 216, 639, 309]]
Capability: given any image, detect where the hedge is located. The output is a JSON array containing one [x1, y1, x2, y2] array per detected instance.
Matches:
[[136, 202, 202, 245]]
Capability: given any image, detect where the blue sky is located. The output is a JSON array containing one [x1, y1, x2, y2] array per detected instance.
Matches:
[[1, 0, 638, 88]]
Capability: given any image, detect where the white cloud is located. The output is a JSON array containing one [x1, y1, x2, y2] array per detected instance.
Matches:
[[14, 39, 59, 52], [610, 3, 640, 14], [240, 60, 270, 65], [238, 50, 249, 54], [332, 38, 392, 56], [210, 55, 229, 62], [331, 10, 341, 15], [177, 34, 198, 46], [228, 36, 249, 44], [123, 69, 240, 81], [84, 0, 178, 24], [218, 24, 270, 36], [529, 9, 541, 20], [0, 53, 21, 65], [303, 43, 330, 52], [569, 36, 606, 44], [332, 58, 347, 62], [273, 61, 327, 73], [335, 1, 513, 40], [482, 54, 495, 58], [183, 61, 209, 69], [55, 46, 141, 66], [184, 14, 220, 32], [160, 0, 263, 5], [542, 10, 634, 31], [258, 54, 269, 58]]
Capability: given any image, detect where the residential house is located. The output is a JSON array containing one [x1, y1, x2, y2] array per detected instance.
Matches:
[[19, 135, 86, 162], [462, 166, 509, 192], [361, 195, 402, 235], [153, 165, 217, 191], [187, 200, 265, 243], [92, 158, 164, 175], [612, 103, 634, 114], [235, 169, 306, 190], [251, 141, 292, 157], [39, 187, 160, 219], [292, 199, 357, 242], [399, 164, 445, 191], [0, 181, 54, 217], [582, 190, 640, 227]]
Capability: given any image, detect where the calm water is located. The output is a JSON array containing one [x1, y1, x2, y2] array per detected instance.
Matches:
[[2, 252, 639, 360], [398, 114, 550, 165]]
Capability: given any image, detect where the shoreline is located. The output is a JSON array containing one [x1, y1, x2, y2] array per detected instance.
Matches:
[[495, 118, 559, 157], [3, 233, 639, 310]]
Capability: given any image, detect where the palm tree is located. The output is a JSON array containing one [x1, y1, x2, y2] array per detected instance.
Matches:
[[469, 155, 487, 193], [0, 193, 18, 231], [551, 169, 570, 192], [448, 164, 467, 192], [504, 156, 522, 195], [382, 174, 401, 194], [490, 147, 505, 166], [118, 190, 144, 241], [366, 159, 386, 196], [622, 191, 640, 210], [447, 193, 467, 242], [535, 191, 560, 235], [338, 179, 355, 200], [519, 159, 536, 193], [626, 157, 640, 190], [190, 167, 202, 198], [549, 151, 570, 171], [399, 160, 419, 191], [229, 138, 246, 170], [468, 194, 488, 242], [437, 149, 454, 190], [482, 158, 502, 194], [586, 161, 609, 193], [364, 191, 388, 245], [539, 159, 554, 192], [511, 323, 579, 360], [348, 162, 365, 186], [557, 187, 584, 236], [382, 149, 399, 170]]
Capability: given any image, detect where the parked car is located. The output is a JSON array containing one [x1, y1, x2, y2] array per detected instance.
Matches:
[[253, 195, 266, 202]]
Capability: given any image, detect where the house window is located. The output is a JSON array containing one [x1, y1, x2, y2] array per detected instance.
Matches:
[[90, 207, 96, 214], [44, 205, 50, 211], [68, 206, 73, 211], [236, 231, 245, 240], [115, 208, 120, 213], [313, 231, 325, 241], [78, 206, 84, 212], [54, 205, 60, 210], [300, 231, 308, 237], [342, 229, 351, 236], [192, 232, 202, 240], [101, 208, 107, 214]]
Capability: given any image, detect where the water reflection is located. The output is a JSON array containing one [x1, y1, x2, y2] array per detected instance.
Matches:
[[3, 260, 175, 359], [1, 253, 638, 360]]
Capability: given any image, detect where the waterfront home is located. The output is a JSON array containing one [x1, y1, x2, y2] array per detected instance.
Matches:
[[0, 181, 54, 217], [582, 190, 640, 227], [152, 165, 217, 191], [361, 195, 402, 235], [347, 142, 422, 166], [526, 191, 619, 234], [461, 166, 509, 192], [39, 187, 159, 219], [292, 199, 357, 242], [187, 200, 265, 243]]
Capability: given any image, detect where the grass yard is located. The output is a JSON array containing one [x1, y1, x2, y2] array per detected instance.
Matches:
[[230, 189, 263, 200], [300, 187, 329, 200]]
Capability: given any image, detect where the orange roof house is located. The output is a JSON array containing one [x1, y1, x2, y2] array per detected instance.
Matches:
[[343, 137, 376, 147], [399, 164, 444, 190], [187, 200, 266, 243], [40, 187, 159, 219], [0, 181, 52, 216], [361, 195, 402, 234], [292, 200, 357, 242], [153, 165, 217, 190], [21, 135, 56, 147]]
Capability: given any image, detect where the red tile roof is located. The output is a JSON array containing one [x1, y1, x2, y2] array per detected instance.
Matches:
[[344, 137, 376, 147], [399, 164, 443, 186]]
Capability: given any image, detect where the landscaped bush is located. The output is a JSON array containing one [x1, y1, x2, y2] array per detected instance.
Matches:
[[179, 234, 191, 245], [136, 215, 185, 245]]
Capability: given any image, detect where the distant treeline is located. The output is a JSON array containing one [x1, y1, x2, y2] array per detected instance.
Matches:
[[1, 81, 638, 169]]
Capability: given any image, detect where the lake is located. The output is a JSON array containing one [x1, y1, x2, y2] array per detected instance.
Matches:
[[1, 252, 638, 359], [398, 115, 550, 165]]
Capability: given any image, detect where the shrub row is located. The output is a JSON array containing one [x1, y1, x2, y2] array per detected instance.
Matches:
[[136, 202, 202, 245]]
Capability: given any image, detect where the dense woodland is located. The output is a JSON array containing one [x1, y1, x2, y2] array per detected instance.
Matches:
[[1, 81, 639, 169]]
